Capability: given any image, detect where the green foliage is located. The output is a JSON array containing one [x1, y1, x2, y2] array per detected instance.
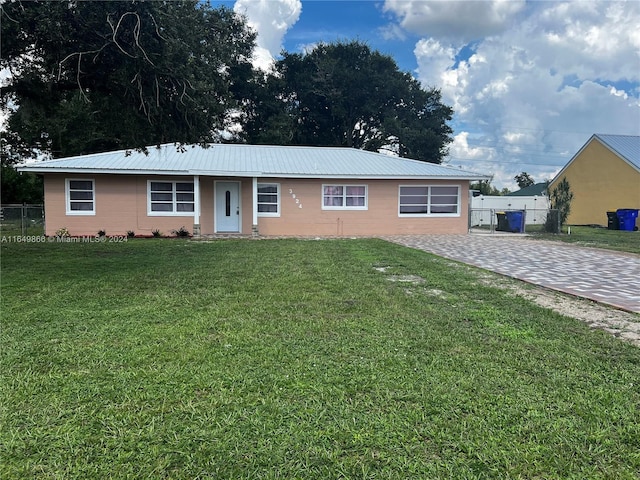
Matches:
[[1, 0, 256, 159], [126, 230, 135, 238], [470, 178, 502, 195], [171, 226, 191, 238], [543, 209, 561, 233], [243, 41, 453, 163], [0, 164, 43, 203], [151, 229, 162, 238], [514, 171, 534, 189], [2, 240, 639, 478], [549, 177, 574, 225]]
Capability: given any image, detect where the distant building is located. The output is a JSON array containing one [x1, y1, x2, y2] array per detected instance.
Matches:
[[506, 182, 548, 197], [548, 134, 639, 226]]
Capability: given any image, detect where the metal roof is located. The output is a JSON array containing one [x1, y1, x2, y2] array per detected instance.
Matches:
[[506, 182, 548, 197], [18, 143, 489, 180], [550, 134, 640, 186], [595, 134, 640, 170]]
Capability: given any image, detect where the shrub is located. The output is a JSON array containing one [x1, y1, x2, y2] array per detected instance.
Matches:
[[97, 230, 106, 237], [543, 178, 573, 233], [127, 230, 135, 238], [543, 210, 560, 233], [152, 229, 162, 238], [55, 227, 70, 237], [172, 226, 191, 238], [549, 178, 573, 225]]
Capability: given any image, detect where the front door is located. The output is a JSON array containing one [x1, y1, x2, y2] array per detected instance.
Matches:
[[215, 182, 241, 232]]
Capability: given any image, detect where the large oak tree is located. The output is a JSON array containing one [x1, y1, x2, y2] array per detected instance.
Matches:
[[1, 0, 256, 160], [243, 41, 453, 163]]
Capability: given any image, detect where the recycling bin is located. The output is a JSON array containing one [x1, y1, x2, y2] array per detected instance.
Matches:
[[505, 210, 525, 233], [616, 209, 639, 231]]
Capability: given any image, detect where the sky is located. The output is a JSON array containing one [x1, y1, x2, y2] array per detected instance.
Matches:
[[223, 0, 640, 190]]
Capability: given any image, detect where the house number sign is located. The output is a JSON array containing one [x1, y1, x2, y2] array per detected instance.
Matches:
[[288, 189, 303, 208]]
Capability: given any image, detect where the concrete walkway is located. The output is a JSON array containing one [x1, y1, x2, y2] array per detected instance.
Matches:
[[383, 234, 640, 314]]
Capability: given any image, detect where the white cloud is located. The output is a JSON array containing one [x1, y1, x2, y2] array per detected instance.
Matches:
[[399, 0, 640, 189], [384, 0, 526, 43], [234, 0, 302, 71]]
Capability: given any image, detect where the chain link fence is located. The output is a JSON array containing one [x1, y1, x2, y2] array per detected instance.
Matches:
[[0, 204, 45, 236], [469, 208, 561, 234]]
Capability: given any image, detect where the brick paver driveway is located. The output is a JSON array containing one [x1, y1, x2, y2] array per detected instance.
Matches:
[[383, 234, 640, 313]]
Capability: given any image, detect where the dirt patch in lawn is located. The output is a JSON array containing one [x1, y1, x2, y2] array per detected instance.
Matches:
[[476, 272, 640, 347], [375, 262, 639, 347]]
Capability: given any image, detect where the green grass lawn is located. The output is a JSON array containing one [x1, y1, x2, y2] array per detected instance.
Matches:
[[2, 239, 639, 479], [528, 225, 640, 255]]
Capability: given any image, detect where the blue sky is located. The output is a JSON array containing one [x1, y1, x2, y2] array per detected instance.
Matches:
[[223, 0, 640, 190]]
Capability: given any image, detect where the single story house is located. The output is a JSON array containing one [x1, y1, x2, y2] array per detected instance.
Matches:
[[548, 134, 640, 226], [19, 143, 489, 237]]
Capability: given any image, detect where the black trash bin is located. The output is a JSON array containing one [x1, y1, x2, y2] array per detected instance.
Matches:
[[607, 211, 619, 230], [496, 212, 509, 231]]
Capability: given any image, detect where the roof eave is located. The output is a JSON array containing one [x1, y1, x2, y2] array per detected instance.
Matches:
[[18, 166, 490, 181], [17, 167, 191, 175]]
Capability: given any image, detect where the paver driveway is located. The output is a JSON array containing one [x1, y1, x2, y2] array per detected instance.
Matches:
[[383, 234, 640, 313]]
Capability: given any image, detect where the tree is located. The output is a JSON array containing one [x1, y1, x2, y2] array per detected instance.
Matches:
[[243, 41, 453, 163], [550, 178, 573, 225], [470, 178, 501, 196], [514, 172, 534, 189], [0, 165, 42, 204], [1, 0, 256, 160], [544, 177, 573, 232]]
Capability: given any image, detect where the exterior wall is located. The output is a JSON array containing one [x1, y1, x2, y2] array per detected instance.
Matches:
[[256, 178, 470, 236], [43, 174, 471, 237], [549, 140, 640, 226], [43, 174, 199, 237]]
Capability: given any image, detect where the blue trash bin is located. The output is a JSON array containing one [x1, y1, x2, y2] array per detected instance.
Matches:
[[505, 211, 525, 233], [616, 209, 639, 231]]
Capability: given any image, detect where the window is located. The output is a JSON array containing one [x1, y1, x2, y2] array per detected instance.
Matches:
[[322, 185, 367, 210], [148, 181, 194, 215], [66, 179, 95, 215], [257, 183, 280, 216], [399, 185, 460, 216]]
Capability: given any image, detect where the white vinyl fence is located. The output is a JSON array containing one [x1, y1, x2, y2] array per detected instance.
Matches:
[[470, 195, 550, 229]]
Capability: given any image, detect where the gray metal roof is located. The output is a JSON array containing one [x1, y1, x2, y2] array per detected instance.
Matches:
[[19, 143, 488, 180], [506, 182, 548, 197], [595, 134, 640, 170]]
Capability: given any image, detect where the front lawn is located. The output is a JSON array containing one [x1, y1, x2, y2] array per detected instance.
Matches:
[[1, 239, 639, 479]]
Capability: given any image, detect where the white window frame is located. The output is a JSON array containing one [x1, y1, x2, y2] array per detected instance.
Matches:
[[321, 184, 368, 210], [147, 180, 195, 216], [65, 178, 95, 215], [257, 183, 280, 217], [398, 185, 460, 217]]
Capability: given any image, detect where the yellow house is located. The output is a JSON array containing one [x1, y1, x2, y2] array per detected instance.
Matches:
[[549, 134, 640, 226]]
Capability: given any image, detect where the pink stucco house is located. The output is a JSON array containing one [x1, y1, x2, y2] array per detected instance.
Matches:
[[19, 144, 488, 237]]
